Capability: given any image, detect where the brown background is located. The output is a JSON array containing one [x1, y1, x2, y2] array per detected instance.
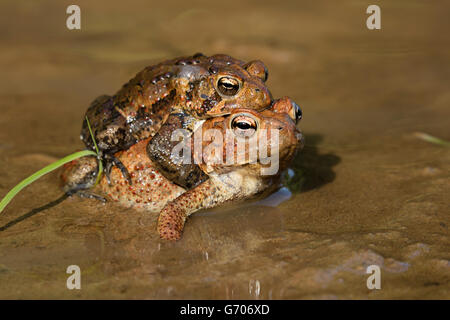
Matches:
[[0, 0, 448, 299]]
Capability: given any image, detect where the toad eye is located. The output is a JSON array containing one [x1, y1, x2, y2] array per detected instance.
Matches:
[[292, 101, 302, 123], [231, 115, 257, 137], [216, 76, 241, 97]]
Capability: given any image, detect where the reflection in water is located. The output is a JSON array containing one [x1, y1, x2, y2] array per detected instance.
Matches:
[[0, 194, 69, 231], [253, 187, 292, 207]]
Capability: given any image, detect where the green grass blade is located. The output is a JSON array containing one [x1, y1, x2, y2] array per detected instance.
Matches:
[[414, 132, 450, 147], [85, 116, 103, 186], [95, 159, 103, 186], [0, 150, 97, 214], [85, 116, 100, 154]]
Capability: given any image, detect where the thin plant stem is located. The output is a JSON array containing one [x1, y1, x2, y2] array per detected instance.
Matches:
[[85, 116, 103, 185], [414, 132, 450, 147]]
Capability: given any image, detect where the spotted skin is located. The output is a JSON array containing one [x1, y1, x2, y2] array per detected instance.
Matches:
[[158, 100, 303, 240], [98, 138, 185, 213], [80, 53, 273, 185], [62, 97, 302, 241]]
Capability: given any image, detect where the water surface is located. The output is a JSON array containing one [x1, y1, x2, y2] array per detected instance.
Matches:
[[0, 0, 448, 299]]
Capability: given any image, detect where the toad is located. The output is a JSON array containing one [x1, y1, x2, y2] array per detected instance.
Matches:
[[80, 53, 274, 186], [61, 97, 303, 240]]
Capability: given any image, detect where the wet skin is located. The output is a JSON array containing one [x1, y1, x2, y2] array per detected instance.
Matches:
[[80, 53, 273, 185], [62, 97, 303, 240]]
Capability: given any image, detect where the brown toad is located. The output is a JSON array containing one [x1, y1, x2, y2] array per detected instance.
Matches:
[[61, 97, 303, 240], [79, 53, 273, 186]]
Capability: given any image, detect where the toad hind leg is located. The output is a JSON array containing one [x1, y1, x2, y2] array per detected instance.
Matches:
[[68, 190, 107, 203], [157, 172, 267, 240], [61, 156, 106, 203], [157, 180, 216, 240], [103, 153, 132, 185]]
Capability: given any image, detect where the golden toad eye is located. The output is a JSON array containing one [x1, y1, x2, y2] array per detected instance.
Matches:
[[216, 76, 241, 97], [231, 115, 257, 137]]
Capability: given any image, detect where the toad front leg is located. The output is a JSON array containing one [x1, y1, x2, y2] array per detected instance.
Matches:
[[157, 171, 268, 240]]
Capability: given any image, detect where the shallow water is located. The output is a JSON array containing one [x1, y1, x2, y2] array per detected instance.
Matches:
[[0, 0, 449, 299]]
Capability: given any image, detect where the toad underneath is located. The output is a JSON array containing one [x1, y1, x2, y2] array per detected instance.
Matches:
[[61, 98, 303, 240]]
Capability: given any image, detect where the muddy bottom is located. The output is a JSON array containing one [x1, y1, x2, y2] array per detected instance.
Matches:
[[0, 0, 449, 299]]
